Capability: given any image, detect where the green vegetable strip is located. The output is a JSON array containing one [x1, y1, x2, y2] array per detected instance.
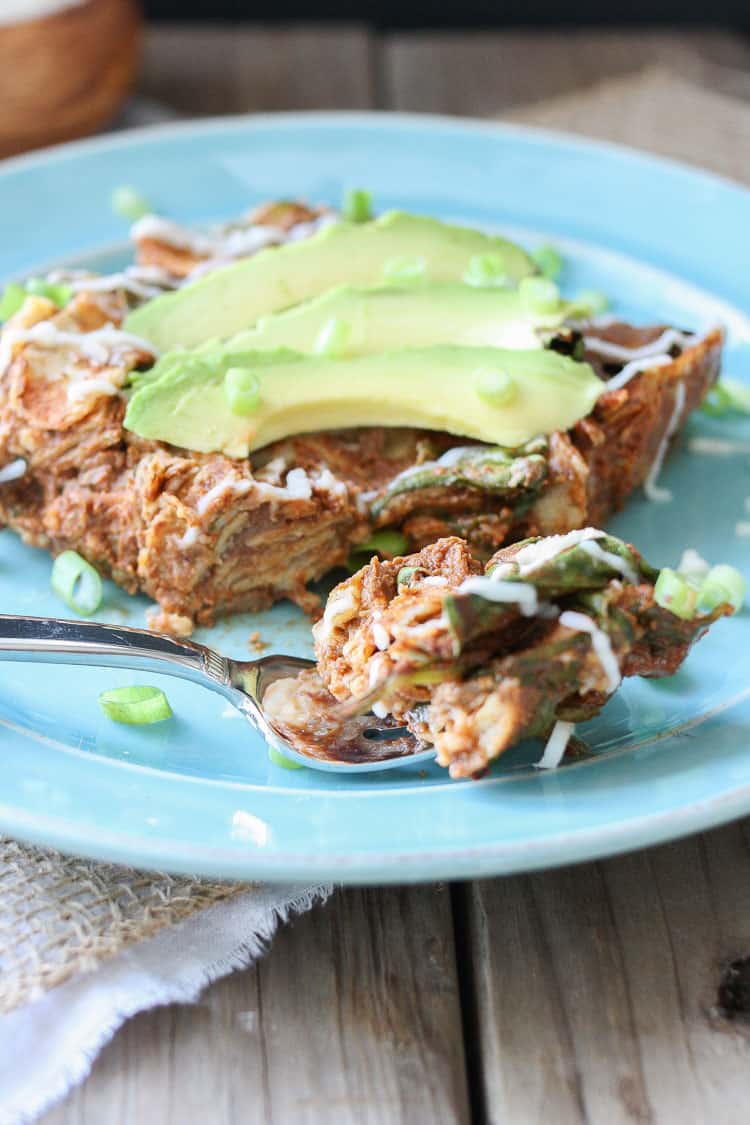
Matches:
[[357, 530, 410, 558], [371, 440, 548, 520], [342, 188, 373, 223], [701, 378, 750, 417], [51, 551, 103, 616], [0, 282, 28, 321], [98, 685, 172, 724], [25, 278, 72, 307], [653, 568, 697, 620]]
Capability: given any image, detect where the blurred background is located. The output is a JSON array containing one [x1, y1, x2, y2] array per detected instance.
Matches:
[[0, 0, 748, 161]]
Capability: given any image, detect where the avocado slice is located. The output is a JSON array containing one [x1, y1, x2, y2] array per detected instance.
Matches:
[[124, 346, 601, 458], [124, 212, 536, 351], [220, 282, 567, 357]]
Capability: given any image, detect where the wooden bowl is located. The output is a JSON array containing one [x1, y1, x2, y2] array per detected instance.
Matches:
[[0, 0, 141, 158]]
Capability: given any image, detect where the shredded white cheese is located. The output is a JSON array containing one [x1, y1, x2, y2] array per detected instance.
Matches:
[[177, 526, 200, 549], [284, 467, 313, 500], [643, 382, 686, 502], [372, 623, 391, 651], [195, 476, 253, 516], [678, 548, 710, 581], [458, 576, 539, 616], [0, 458, 27, 484], [371, 701, 389, 719], [314, 587, 360, 645], [535, 720, 576, 770], [422, 576, 449, 587], [558, 610, 621, 692], [313, 466, 347, 498]]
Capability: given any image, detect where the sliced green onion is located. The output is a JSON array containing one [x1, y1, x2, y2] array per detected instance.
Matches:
[[653, 567, 697, 620], [463, 253, 510, 289], [343, 187, 373, 223], [357, 529, 410, 558], [519, 276, 560, 314], [111, 185, 152, 221], [696, 564, 746, 614], [268, 744, 304, 769], [701, 378, 750, 417], [397, 565, 420, 586], [0, 282, 27, 322], [224, 367, 261, 415], [574, 289, 609, 316], [531, 243, 564, 280], [25, 278, 72, 308], [475, 368, 516, 407], [315, 317, 351, 357], [383, 256, 426, 285], [51, 551, 103, 616], [98, 685, 172, 725]]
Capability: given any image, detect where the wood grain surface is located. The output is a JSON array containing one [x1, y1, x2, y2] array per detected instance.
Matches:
[[41, 23, 750, 1125]]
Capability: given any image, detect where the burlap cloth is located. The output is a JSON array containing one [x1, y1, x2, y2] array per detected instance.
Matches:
[[2, 62, 749, 1020]]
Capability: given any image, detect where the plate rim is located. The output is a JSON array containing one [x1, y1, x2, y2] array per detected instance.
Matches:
[[2, 108, 749, 201], [1, 109, 749, 882]]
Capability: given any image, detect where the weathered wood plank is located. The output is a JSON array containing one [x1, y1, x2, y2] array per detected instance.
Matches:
[[463, 823, 750, 1125], [140, 23, 374, 115], [383, 29, 750, 119], [42, 887, 471, 1125]]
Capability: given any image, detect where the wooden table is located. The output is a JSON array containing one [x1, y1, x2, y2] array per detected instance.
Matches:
[[43, 25, 750, 1125]]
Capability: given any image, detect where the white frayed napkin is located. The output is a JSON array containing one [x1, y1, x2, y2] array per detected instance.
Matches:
[[0, 880, 330, 1125]]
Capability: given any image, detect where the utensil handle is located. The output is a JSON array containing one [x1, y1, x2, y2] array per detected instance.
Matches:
[[0, 614, 230, 690]]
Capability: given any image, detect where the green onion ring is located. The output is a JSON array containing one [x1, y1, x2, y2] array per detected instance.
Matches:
[[51, 551, 103, 616], [342, 187, 373, 223], [98, 685, 173, 724]]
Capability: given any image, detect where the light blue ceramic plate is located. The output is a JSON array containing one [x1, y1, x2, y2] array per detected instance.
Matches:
[[0, 113, 749, 883]]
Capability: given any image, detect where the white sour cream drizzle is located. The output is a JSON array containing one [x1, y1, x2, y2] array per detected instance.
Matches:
[[558, 609, 621, 692], [585, 328, 693, 365], [507, 527, 604, 577], [579, 539, 639, 584], [602, 353, 673, 394], [131, 212, 337, 264], [643, 382, 686, 503], [688, 437, 750, 456], [535, 720, 576, 770], [0, 320, 156, 376], [63, 266, 180, 301], [457, 576, 539, 616]]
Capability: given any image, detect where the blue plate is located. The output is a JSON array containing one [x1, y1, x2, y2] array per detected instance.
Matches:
[[1, 113, 749, 883]]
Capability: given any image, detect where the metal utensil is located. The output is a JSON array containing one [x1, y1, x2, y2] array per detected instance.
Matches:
[[0, 614, 435, 773]]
